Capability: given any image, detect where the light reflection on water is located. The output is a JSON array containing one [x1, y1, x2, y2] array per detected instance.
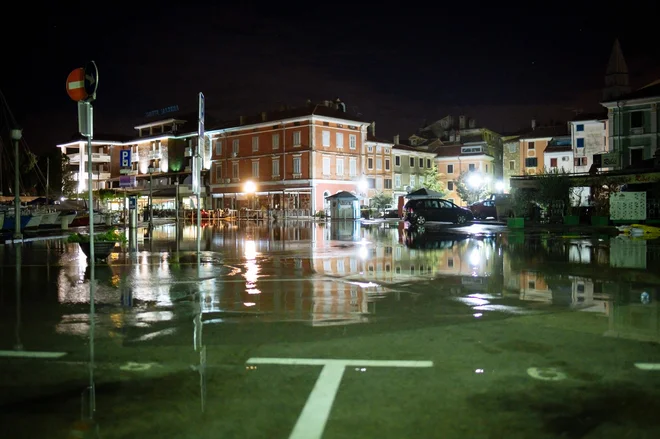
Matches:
[[0, 221, 659, 342]]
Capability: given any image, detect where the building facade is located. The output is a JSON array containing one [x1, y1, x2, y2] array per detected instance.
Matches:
[[602, 83, 660, 168], [364, 126, 394, 204], [391, 143, 437, 201], [502, 133, 522, 191], [433, 145, 495, 205], [569, 116, 608, 172], [207, 100, 370, 214], [518, 125, 568, 175], [543, 135, 574, 173]]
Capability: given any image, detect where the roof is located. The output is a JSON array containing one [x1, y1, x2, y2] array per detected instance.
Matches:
[[606, 39, 628, 76], [605, 80, 660, 102], [208, 103, 366, 130], [64, 133, 134, 143], [325, 191, 358, 200], [570, 111, 608, 122], [392, 144, 436, 155], [366, 133, 393, 144], [520, 125, 568, 140]]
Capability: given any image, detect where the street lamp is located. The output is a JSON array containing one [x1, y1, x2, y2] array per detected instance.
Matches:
[[495, 180, 505, 193], [244, 180, 256, 210], [358, 178, 368, 206], [467, 173, 483, 189], [147, 162, 155, 230]]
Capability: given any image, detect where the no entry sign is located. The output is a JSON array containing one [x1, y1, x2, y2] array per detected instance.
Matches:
[[66, 68, 87, 101]]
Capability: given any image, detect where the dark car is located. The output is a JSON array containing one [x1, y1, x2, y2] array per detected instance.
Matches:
[[469, 194, 513, 220], [403, 198, 474, 225]]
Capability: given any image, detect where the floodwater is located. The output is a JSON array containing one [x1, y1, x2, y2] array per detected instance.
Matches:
[[1, 220, 660, 438]]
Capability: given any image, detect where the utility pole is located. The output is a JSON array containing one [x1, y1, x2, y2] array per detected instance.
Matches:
[[46, 157, 50, 203], [11, 129, 22, 239]]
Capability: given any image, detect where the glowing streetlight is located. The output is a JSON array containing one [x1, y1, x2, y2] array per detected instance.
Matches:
[[244, 180, 257, 210], [467, 173, 483, 189], [358, 179, 368, 192], [495, 181, 505, 193]]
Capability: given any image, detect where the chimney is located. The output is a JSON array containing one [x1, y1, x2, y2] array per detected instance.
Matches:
[[370, 121, 376, 137], [468, 118, 476, 128], [240, 115, 245, 125], [459, 115, 466, 129], [531, 119, 536, 130], [393, 134, 400, 144], [306, 98, 312, 106], [261, 111, 267, 122]]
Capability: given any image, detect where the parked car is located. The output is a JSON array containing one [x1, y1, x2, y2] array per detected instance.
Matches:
[[379, 205, 400, 219], [403, 198, 474, 225], [469, 194, 513, 220]]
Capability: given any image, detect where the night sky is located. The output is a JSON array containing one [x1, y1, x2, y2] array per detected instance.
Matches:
[[1, 2, 659, 153]]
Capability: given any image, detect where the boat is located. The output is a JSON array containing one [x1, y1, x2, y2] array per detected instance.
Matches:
[[38, 211, 60, 228], [0, 211, 4, 229], [70, 211, 105, 227], [24, 212, 43, 229], [1, 212, 33, 231]]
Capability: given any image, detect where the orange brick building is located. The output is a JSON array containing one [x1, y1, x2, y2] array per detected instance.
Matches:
[[208, 100, 371, 214]]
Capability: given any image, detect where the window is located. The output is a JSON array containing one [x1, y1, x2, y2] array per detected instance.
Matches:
[[215, 164, 222, 181], [323, 157, 331, 175], [550, 158, 557, 167], [576, 124, 584, 132], [367, 145, 374, 153], [385, 159, 390, 170], [528, 141, 535, 150], [367, 178, 375, 189], [508, 143, 517, 153], [293, 131, 301, 146], [525, 157, 538, 167], [485, 164, 488, 172], [469, 163, 476, 171], [576, 138, 585, 148], [509, 160, 515, 171], [419, 158, 424, 168], [461, 146, 483, 154], [409, 157, 415, 167], [394, 174, 401, 188], [410, 175, 415, 187], [376, 178, 383, 190], [272, 158, 280, 177], [251, 160, 259, 177], [447, 181, 454, 191], [631, 111, 643, 128], [215, 139, 222, 156], [349, 134, 356, 149], [349, 158, 357, 176], [376, 158, 382, 170], [395, 156, 401, 166], [252, 136, 259, 152], [322, 130, 330, 147], [574, 157, 587, 166], [232, 139, 239, 156], [385, 178, 392, 189], [426, 159, 431, 168], [336, 158, 344, 175], [232, 161, 239, 178], [272, 133, 280, 150], [293, 156, 301, 174], [336, 132, 344, 148], [368, 158, 374, 169], [447, 164, 454, 174]]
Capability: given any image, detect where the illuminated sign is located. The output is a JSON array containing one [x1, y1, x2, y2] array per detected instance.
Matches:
[[144, 105, 179, 117]]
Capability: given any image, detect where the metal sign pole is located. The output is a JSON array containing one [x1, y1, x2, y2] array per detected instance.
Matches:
[[85, 105, 96, 419]]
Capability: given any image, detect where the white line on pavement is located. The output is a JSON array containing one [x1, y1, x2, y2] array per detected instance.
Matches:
[[0, 350, 67, 358], [635, 363, 660, 370]]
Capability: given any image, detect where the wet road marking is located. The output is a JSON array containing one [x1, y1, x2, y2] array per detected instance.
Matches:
[[247, 358, 433, 439], [119, 362, 155, 371], [635, 363, 660, 371], [527, 367, 567, 381], [0, 350, 67, 359]]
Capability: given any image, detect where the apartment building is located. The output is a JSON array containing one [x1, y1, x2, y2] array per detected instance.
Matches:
[[207, 99, 371, 214], [391, 138, 437, 201], [364, 124, 394, 203], [433, 144, 495, 205], [519, 124, 568, 175]]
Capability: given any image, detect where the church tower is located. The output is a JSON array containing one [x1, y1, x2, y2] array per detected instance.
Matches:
[[603, 39, 631, 101]]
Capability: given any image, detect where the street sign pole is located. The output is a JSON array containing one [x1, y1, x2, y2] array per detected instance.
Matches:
[[196, 92, 204, 256]]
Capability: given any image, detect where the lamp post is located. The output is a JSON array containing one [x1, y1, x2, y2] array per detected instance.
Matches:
[[11, 129, 22, 239], [147, 162, 155, 231], [174, 180, 180, 222]]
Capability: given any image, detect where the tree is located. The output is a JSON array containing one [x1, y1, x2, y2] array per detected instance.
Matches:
[[370, 192, 393, 213], [59, 153, 76, 196], [413, 164, 447, 195], [456, 171, 490, 205]]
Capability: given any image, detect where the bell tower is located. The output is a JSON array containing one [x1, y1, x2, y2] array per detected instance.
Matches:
[[603, 39, 631, 101]]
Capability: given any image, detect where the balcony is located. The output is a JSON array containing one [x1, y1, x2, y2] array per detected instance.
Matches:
[[72, 172, 111, 181], [67, 152, 111, 163]]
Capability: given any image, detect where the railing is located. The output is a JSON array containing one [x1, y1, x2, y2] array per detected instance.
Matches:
[[67, 153, 111, 163]]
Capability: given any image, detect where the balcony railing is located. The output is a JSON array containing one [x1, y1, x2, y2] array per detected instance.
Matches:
[[67, 153, 111, 163]]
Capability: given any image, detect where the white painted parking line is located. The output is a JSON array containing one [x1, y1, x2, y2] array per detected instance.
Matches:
[[247, 357, 433, 439], [0, 350, 67, 359], [635, 363, 660, 371]]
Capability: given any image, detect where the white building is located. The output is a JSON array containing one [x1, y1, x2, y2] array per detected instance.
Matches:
[[569, 115, 609, 172], [543, 135, 574, 173]]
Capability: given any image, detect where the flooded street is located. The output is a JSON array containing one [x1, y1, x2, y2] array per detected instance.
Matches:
[[1, 221, 660, 438]]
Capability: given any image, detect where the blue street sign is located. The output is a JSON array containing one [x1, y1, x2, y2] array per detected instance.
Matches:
[[129, 197, 137, 210], [84, 60, 99, 98], [120, 149, 131, 168]]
